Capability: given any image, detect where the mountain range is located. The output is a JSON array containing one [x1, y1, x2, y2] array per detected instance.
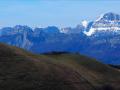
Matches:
[[0, 12, 120, 64]]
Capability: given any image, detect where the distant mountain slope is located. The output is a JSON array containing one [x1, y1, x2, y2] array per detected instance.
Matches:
[[83, 12, 120, 64], [1, 12, 120, 64], [0, 43, 120, 90]]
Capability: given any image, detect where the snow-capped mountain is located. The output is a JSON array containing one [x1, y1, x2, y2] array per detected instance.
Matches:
[[0, 12, 120, 64], [84, 12, 120, 36]]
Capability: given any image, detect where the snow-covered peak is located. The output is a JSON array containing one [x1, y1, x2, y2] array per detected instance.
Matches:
[[84, 12, 120, 36], [96, 12, 120, 22]]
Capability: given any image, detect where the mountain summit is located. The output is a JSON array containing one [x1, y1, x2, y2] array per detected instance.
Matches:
[[96, 12, 120, 21], [84, 12, 120, 36]]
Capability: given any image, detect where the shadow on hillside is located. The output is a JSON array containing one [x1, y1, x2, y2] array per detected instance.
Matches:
[[42, 51, 79, 55]]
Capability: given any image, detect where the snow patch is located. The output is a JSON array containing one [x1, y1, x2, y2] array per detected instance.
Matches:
[[82, 20, 88, 28], [96, 14, 104, 22], [84, 27, 95, 36]]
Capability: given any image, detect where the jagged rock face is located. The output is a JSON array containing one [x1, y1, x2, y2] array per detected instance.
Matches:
[[99, 12, 120, 21], [1, 13, 120, 64], [0, 25, 33, 50], [61, 24, 84, 34], [81, 12, 120, 64], [84, 12, 120, 36]]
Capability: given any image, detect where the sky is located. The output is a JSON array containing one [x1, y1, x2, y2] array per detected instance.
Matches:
[[0, 0, 120, 28]]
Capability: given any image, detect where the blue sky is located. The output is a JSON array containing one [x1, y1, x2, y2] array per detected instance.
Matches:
[[0, 0, 120, 28]]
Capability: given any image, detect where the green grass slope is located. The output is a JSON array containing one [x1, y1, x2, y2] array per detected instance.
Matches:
[[0, 43, 120, 90]]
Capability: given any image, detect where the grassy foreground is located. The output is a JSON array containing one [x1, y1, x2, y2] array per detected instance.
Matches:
[[0, 43, 120, 90]]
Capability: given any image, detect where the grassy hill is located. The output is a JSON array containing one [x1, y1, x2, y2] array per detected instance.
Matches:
[[0, 43, 120, 90]]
